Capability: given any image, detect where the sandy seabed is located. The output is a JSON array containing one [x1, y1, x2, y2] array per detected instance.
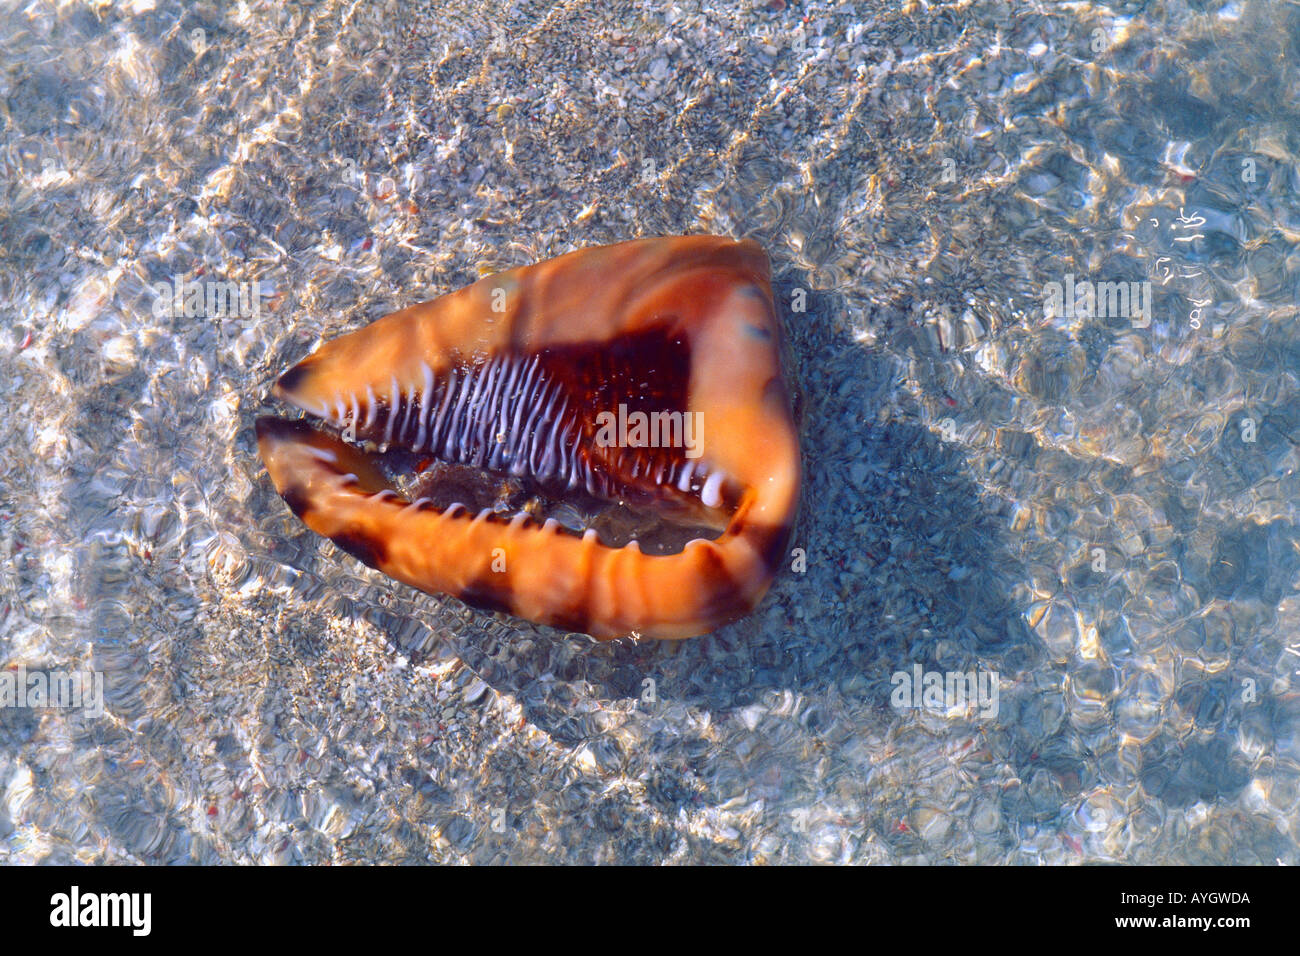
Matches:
[[1, 0, 1298, 864]]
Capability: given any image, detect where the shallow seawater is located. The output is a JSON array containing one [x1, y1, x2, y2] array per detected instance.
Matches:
[[0, 0, 1297, 864]]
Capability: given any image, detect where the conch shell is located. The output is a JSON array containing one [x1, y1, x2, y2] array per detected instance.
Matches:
[[256, 236, 800, 639]]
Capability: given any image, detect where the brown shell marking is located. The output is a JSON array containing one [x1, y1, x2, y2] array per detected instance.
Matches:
[[256, 236, 801, 639]]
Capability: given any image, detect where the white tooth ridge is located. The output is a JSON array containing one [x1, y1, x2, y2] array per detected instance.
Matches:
[[676, 460, 696, 493], [700, 469, 725, 508], [364, 384, 378, 429], [384, 374, 400, 444], [306, 447, 338, 464], [395, 375, 414, 441], [416, 361, 434, 450]]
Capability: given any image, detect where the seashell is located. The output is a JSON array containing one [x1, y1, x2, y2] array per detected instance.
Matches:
[[256, 236, 801, 639]]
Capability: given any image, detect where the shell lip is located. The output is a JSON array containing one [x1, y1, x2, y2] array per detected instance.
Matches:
[[257, 359, 743, 554]]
